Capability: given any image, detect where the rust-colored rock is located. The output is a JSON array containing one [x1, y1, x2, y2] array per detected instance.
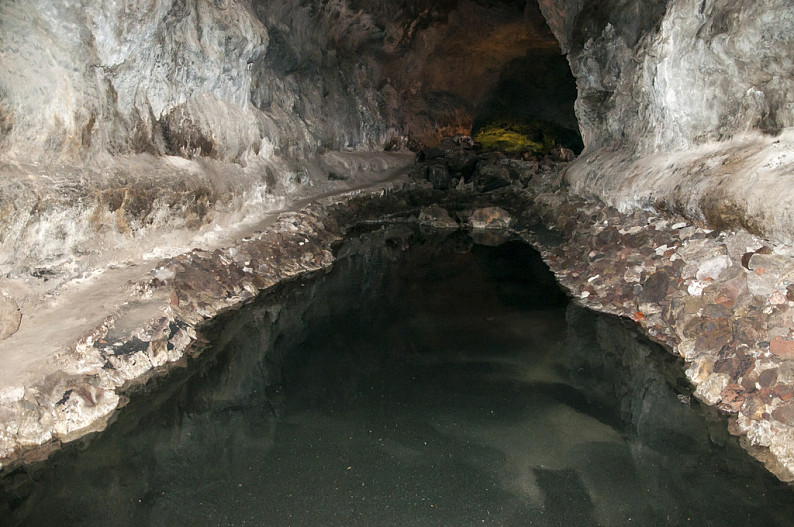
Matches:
[[719, 384, 745, 413], [770, 337, 794, 357]]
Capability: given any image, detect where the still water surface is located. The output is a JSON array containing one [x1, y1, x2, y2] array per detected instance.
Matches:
[[3, 228, 794, 526]]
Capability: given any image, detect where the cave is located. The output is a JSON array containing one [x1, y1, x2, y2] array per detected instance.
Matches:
[[2, 0, 794, 522]]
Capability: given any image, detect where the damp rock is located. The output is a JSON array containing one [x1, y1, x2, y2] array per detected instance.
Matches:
[[418, 205, 458, 230], [426, 164, 451, 190], [444, 150, 478, 178], [471, 161, 511, 192], [468, 207, 513, 230]]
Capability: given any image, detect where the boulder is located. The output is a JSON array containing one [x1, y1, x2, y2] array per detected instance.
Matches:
[[418, 205, 459, 230], [469, 207, 513, 230], [426, 164, 452, 190]]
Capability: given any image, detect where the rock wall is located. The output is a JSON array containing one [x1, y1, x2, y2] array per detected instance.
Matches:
[[538, 0, 794, 243], [0, 0, 566, 167], [0, 0, 396, 165], [0, 0, 572, 285]]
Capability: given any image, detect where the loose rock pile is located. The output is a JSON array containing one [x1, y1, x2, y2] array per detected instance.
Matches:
[[409, 135, 572, 192]]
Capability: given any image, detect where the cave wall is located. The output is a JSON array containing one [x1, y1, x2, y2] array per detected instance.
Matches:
[[0, 0, 397, 165], [538, 0, 794, 243], [4, 0, 792, 243], [541, 0, 793, 153], [0, 0, 564, 166]]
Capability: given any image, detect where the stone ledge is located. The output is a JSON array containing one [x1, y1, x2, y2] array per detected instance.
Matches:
[[0, 177, 412, 473], [514, 180, 794, 483], [564, 129, 794, 246]]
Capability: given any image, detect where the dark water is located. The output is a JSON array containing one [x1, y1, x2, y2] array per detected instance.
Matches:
[[3, 226, 794, 526]]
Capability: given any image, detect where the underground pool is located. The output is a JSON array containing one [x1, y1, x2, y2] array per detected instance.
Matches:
[[2, 224, 794, 526]]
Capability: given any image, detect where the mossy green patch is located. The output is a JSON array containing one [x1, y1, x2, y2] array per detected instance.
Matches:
[[473, 120, 568, 154]]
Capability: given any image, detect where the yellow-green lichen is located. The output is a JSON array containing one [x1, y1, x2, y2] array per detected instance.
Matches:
[[473, 121, 559, 154]]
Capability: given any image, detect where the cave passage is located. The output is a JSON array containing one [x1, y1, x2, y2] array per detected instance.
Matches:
[[3, 226, 794, 526]]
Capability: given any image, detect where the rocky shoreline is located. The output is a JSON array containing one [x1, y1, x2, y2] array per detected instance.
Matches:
[[517, 181, 794, 482], [0, 177, 413, 473], [407, 142, 794, 481], [3, 155, 794, 486]]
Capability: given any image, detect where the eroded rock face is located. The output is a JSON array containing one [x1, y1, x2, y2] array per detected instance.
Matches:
[[0, 0, 567, 167], [538, 0, 794, 242], [0, 0, 573, 292], [540, 0, 793, 153]]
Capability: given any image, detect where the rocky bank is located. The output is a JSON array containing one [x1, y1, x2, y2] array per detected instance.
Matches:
[[1, 0, 794, 488]]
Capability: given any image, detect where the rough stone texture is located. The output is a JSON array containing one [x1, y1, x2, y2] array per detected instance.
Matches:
[[0, 0, 389, 164], [0, 0, 564, 167], [0, 0, 573, 312], [537, 0, 794, 243], [510, 176, 794, 483], [0, 177, 416, 472], [0, 296, 20, 341]]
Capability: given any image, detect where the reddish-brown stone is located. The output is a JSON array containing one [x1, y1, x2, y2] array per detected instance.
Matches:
[[770, 337, 794, 357], [719, 384, 745, 413], [773, 383, 794, 401]]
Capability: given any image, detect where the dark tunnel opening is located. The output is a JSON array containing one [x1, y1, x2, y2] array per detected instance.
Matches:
[[472, 47, 583, 154], [371, 0, 584, 153]]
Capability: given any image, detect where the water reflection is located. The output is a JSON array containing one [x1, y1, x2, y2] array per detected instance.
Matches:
[[2, 226, 793, 526]]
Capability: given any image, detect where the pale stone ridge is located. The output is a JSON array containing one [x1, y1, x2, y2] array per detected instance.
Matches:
[[537, 0, 794, 242]]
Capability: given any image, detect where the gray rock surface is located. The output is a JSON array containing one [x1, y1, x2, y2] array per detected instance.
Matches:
[[0, 0, 562, 167], [538, 0, 794, 242], [0, 295, 21, 341]]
